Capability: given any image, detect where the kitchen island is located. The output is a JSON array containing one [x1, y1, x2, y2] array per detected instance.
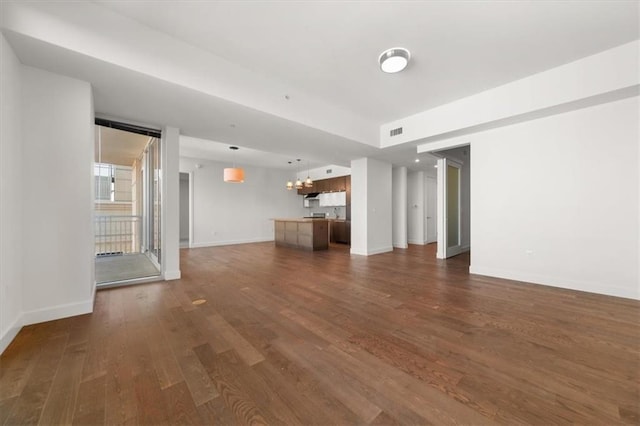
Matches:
[[273, 218, 329, 251]]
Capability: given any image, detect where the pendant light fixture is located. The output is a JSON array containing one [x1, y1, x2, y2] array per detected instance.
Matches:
[[223, 146, 244, 183], [295, 159, 303, 190], [286, 161, 294, 190], [304, 160, 313, 188]]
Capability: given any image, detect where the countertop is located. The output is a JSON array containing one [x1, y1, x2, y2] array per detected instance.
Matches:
[[272, 218, 328, 223], [272, 218, 348, 222]]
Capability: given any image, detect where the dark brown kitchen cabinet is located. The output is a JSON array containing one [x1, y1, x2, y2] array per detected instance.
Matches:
[[328, 176, 346, 192], [332, 221, 350, 244], [297, 175, 349, 194]]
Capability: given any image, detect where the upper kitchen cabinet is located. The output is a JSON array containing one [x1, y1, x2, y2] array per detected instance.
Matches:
[[332, 176, 347, 192], [314, 179, 328, 193], [297, 175, 350, 195], [297, 185, 310, 195]]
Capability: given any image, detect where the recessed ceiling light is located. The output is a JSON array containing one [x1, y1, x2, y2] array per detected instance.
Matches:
[[434, 164, 438, 168], [415, 158, 420, 163], [379, 47, 411, 73]]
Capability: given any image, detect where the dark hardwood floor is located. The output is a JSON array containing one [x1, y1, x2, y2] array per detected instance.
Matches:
[[1, 243, 639, 425]]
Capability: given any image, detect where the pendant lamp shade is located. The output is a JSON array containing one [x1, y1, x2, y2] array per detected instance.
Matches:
[[294, 159, 303, 189], [286, 161, 294, 189], [304, 160, 313, 188], [224, 146, 244, 183], [224, 167, 244, 183]]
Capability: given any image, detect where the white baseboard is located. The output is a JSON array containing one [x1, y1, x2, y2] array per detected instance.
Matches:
[[21, 298, 94, 327], [164, 270, 181, 280], [351, 246, 394, 256], [469, 265, 639, 301], [191, 237, 273, 248], [407, 239, 427, 245], [0, 315, 23, 355], [393, 243, 408, 249]]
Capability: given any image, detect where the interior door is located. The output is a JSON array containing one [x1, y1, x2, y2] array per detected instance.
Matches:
[[425, 176, 437, 243], [437, 158, 463, 258]]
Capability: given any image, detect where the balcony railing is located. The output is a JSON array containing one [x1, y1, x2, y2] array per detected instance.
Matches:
[[94, 215, 142, 256]]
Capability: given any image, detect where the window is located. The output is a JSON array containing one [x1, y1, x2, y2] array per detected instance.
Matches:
[[94, 163, 132, 202]]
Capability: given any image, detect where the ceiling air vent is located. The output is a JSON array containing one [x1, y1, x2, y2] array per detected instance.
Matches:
[[390, 127, 403, 137]]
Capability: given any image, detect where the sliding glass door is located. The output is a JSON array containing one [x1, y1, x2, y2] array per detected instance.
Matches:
[[94, 121, 162, 285]]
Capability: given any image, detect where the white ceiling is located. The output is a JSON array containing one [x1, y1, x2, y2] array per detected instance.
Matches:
[[2, 1, 638, 172], [95, 126, 151, 166], [96, 1, 639, 123]]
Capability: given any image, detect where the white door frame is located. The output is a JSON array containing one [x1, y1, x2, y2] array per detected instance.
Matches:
[[437, 158, 463, 259]]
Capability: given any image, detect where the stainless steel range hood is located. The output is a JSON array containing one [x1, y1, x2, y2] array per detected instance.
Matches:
[[304, 192, 321, 199]]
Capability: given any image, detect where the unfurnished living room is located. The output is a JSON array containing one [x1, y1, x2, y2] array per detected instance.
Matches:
[[0, 1, 638, 425]]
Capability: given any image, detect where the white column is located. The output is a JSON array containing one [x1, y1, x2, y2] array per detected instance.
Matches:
[[392, 167, 408, 248], [162, 126, 181, 280], [350, 157, 393, 256]]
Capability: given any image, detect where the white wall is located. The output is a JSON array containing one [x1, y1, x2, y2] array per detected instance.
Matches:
[[392, 167, 408, 248], [367, 159, 393, 254], [180, 157, 305, 247], [21, 66, 95, 324], [470, 97, 639, 300], [350, 158, 368, 255], [304, 164, 351, 181], [407, 171, 425, 245], [0, 33, 24, 353], [162, 126, 181, 280]]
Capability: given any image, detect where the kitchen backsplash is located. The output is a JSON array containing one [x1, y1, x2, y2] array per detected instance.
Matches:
[[306, 205, 346, 219]]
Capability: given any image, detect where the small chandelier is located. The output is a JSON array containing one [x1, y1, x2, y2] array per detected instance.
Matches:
[[295, 159, 303, 189], [286, 161, 294, 190], [304, 160, 313, 188], [223, 146, 244, 183]]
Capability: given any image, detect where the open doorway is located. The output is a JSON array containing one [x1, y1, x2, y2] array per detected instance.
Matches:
[[94, 120, 162, 285], [434, 145, 471, 259]]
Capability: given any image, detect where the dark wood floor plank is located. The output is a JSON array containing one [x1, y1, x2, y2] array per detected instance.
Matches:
[[72, 374, 106, 425], [192, 343, 269, 425], [207, 312, 265, 366], [195, 396, 236, 425], [104, 326, 137, 425], [3, 334, 68, 425], [1, 242, 637, 425], [0, 327, 44, 401], [216, 349, 302, 425], [271, 337, 383, 423], [133, 371, 169, 425], [0, 397, 17, 425], [37, 342, 87, 425]]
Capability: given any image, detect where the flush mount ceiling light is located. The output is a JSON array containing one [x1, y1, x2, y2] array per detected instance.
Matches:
[[378, 47, 411, 73], [223, 146, 244, 183]]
